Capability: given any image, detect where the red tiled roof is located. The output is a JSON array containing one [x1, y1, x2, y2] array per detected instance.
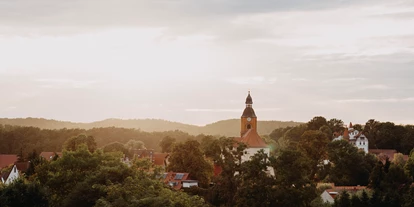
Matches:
[[40, 152, 62, 161], [15, 161, 30, 173], [369, 149, 397, 161], [163, 172, 190, 190], [326, 186, 367, 199], [153, 153, 169, 166], [237, 129, 267, 148], [0, 154, 18, 169]]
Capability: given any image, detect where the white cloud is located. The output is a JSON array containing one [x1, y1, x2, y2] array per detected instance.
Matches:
[[225, 76, 277, 85], [34, 78, 99, 89], [335, 97, 414, 103]]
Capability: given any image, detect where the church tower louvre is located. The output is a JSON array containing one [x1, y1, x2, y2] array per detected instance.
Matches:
[[240, 91, 257, 137]]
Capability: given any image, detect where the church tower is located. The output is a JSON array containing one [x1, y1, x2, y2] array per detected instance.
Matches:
[[241, 91, 257, 137]]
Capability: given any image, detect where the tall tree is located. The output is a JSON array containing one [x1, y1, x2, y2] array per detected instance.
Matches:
[[159, 136, 176, 153], [328, 140, 377, 185], [307, 116, 328, 130], [63, 134, 97, 152], [327, 118, 344, 133], [167, 140, 213, 187], [125, 139, 146, 150], [299, 130, 330, 181]]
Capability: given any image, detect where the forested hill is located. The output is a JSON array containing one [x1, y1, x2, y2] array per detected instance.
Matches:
[[0, 118, 301, 137]]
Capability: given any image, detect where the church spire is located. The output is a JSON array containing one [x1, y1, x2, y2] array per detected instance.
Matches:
[[245, 90, 253, 106]]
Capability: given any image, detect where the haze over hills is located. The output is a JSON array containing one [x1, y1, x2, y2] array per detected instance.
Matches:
[[0, 118, 302, 137]]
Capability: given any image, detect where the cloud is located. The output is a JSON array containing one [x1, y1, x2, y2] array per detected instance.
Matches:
[[185, 109, 240, 112], [185, 108, 281, 112], [34, 78, 99, 89], [323, 77, 367, 83], [225, 76, 277, 85], [335, 97, 414, 103], [360, 84, 391, 90]]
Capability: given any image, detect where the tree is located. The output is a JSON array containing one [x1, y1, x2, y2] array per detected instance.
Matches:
[[36, 146, 132, 206], [63, 134, 97, 152], [200, 135, 221, 159], [328, 140, 377, 185], [159, 136, 176, 153], [335, 190, 351, 207], [271, 149, 317, 207], [299, 130, 330, 181], [307, 116, 327, 130], [269, 127, 293, 142], [364, 119, 380, 149], [0, 178, 48, 207], [125, 139, 146, 151], [394, 153, 406, 167], [353, 124, 363, 131], [320, 125, 333, 140], [204, 137, 246, 206], [103, 141, 130, 157], [284, 124, 307, 144], [404, 149, 414, 180], [167, 140, 213, 187], [234, 150, 276, 207], [327, 118, 344, 133]]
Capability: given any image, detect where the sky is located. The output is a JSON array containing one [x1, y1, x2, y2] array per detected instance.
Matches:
[[1, 0, 414, 126]]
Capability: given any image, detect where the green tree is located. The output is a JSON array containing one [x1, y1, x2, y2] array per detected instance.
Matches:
[[327, 118, 344, 133], [36, 146, 131, 206], [200, 135, 221, 159], [405, 149, 414, 180], [284, 124, 307, 144], [234, 150, 276, 207], [320, 125, 333, 140], [299, 130, 330, 181], [103, 141, 130, 157], [63, 134, 97, 152], [167, 140, 213, 188], [159, 136, 176, 153], [271, 149, 317, 207], [335, 191, 351, 207], [125, 139, 146, 150], [0, 178, 48, 207], [328, 140, 377, 185], [307, 116, 328, 130]]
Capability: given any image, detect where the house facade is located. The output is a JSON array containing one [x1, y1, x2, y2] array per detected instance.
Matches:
[[333, 123, 369, 153], [1, 165, 19, 185]]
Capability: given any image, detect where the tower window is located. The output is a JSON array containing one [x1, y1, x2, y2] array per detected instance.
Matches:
[[247, 124, 251, 129]]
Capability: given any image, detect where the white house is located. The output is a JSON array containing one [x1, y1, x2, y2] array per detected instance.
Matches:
[[333, 122, 369, 153], [1, 165, 19, 185]]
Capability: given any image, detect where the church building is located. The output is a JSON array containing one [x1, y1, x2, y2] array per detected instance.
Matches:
[[234, 91, 270, 163]]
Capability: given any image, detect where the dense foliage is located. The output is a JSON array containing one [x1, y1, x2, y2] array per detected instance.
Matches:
[[0, 125, 195, 155], [0, 143, 209, 207], [1, 116, 414, 206]]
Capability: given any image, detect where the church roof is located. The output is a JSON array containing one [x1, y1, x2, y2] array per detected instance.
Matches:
[[245, 94, 253, 105], [239, 129, 267, 148], [241, 107, 257, 118]]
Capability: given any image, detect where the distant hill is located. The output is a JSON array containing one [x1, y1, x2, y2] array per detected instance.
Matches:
[[0, 118, 302, 137]]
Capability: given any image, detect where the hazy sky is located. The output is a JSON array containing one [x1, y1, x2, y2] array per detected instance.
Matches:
[[1, 0, 414, 126]]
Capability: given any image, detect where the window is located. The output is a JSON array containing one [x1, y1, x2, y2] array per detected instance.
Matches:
[[247, 124, 251, 129], [175, 173, 185, 180]]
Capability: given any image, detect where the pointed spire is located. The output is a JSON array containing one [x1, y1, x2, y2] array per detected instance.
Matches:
[[349, 122, 353, 128], [245, 91, 253, 105]]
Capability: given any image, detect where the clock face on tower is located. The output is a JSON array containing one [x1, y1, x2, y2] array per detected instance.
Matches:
[[247, 117, 251, 122]]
